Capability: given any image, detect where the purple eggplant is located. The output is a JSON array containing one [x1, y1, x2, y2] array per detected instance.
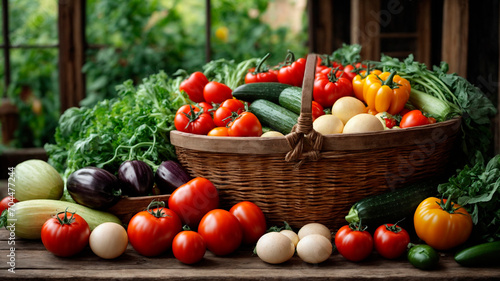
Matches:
[[155, 160, 191, 194], [117, 160, 154, 197], [67, 167, 121, 210]]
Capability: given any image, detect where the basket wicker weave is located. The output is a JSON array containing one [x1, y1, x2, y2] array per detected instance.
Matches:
[[170, 54, 461, 231]]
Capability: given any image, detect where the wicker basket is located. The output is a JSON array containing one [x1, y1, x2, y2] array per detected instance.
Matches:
[[170, 54, 461, 231]]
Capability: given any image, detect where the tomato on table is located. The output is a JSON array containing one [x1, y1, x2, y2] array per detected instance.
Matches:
[[229, 201, 267, 244], [373, 223, 410, 259], [172, 230, 206, 264], [41, 208, 90, 257], [0, 196, 18, 213], [198, 209, 243, 256], [127, 200, 183, 257], [334, 222, 373, 262], [414, 196, 473, 250], [168, 177, 219, 229]]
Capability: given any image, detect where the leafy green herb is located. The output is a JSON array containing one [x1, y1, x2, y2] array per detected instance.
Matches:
[[45, 58, 257, 180], [438, 153, 500, 242], [330, 43, 362, 66]]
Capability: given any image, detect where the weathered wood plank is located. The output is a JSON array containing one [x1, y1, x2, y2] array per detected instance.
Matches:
[[0, 230, 499, 280], [441, 0, 469, 78]]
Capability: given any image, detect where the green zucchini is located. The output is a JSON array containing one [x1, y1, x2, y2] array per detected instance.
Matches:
[[232, 82, 292, 103], [0, 199, 122, 239], [454, 241, 500, 267], [278, 86, 302, 115], [345, 178, 442, 228], [249, 99, 298, 135]]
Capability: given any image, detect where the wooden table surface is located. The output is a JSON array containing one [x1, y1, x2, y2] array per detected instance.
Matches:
[[0, 230, 499, 280]]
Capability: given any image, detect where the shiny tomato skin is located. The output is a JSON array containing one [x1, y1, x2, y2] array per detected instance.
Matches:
[[335, 224, 373, 262], [312, 101, 325, 121], [0, 196, 18, 213], [313, 70, 354, 108], [174, 105, 215, 135], [208, 127, 229, 137], [399, 110, 430, 128], [127, 207, 182, 257], [229, 201, 267, 244], [213, 106, 233, 127], [220, 99, 245, 114], [245, 70, 278, 83], [228, 112, 262, 137], [197, 102, 214, 115], [172, 231, 206, 264], [168, 177, 219, 229], [373, 224, 411, 259], [179, 72, 209, 103], [278, 57, 307, 87], [203, 81, 233, 104], [198, 209, 243, 256], [41, 211, 91, 257]]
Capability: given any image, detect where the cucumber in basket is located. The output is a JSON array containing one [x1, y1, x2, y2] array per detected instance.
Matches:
[[249, 99, 298, 135], [232, 82, 292, 103], [278, 86, 302, 115], [344, 177, 443, 229]]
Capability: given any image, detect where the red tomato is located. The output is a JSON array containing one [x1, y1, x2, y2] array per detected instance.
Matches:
[[174, 104, 215, 135], [168, 177, 219, 228], [245, 54, 279, 83], [373, 224, 411, 259], [0, 196, 18, 213], [229, 201, 267, 244], [228, 112, 262, 137], [399, 110, 430, 128], [172, 230, 206, 264], [334, 223, 373, 262], [312, 101, 325, 121], [198, 209, 243, 256], [203, 81, 233, 104], [278, 51, 307, 87], [208, 127, 229, 137], [197, 102, 214, 115], [313, 68, 354, 107], [41, 209, 90, 257], [213, 99, 245, 127], [180, 71, 209, 103], [127, 201, 182, 257]]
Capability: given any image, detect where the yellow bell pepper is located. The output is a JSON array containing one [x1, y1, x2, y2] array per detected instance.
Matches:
[[364, 71, 411, 115], [352, 69, 381, 101]]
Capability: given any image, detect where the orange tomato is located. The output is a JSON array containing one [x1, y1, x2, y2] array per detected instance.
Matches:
[[414, 197, 473, 250], [208, 127, 229, 137]]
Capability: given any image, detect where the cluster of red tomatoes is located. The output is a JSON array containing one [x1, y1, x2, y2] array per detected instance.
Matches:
[[176, 71, 263, 137], [335, 222, 411, 262], [38, 177, 267, 264]]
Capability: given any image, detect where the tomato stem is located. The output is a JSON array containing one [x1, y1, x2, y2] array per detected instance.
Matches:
[[55, 208, 76, 225], [253, 53, 271, 74], [147, 199, 169, 218]]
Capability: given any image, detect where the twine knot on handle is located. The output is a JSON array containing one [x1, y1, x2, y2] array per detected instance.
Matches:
[[285, 54, 324, 167]]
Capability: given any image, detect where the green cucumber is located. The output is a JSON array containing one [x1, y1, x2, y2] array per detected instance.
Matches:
[[278, 86, 302, 115], [454, 241, 500, 267], [249, 99, 298, 135], [232, 82, 292, 103], [345, 177, 442, 228]]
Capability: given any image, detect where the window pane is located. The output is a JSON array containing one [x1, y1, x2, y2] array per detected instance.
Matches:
[[9, 48, 59, 147], [9, 0, 58, 45]]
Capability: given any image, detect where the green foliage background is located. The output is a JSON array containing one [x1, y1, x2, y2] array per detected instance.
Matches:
[[0, 0, 308, 148]]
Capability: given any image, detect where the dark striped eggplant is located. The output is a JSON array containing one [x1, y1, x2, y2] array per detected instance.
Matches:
[[117, 160, 154, 197], [67, 167, 121, 210], [155, 160, 191, 194]]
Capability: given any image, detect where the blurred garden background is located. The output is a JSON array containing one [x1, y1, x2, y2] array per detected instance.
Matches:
[[0, 0, 308, 149]]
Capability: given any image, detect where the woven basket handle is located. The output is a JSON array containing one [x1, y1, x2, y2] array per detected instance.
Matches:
[[285, 53, 323, 164]]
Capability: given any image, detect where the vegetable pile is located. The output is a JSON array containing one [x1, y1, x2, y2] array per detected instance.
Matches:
[[1, 44, 499, 270]]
